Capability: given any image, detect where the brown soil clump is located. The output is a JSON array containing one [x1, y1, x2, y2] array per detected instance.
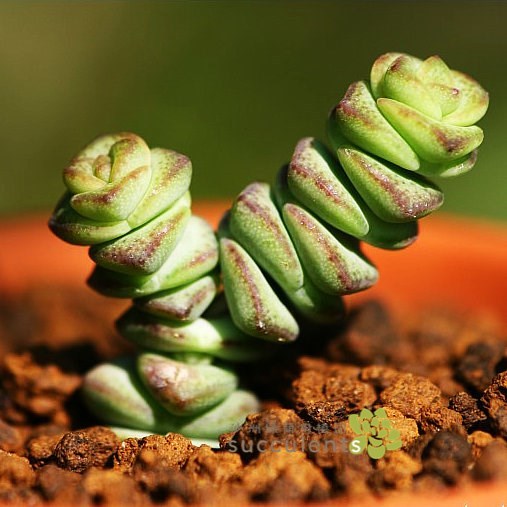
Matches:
[[481, 371, 507, 437], [53, 426, 120, 473]]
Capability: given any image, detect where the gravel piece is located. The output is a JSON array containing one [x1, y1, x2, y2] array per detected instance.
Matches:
[[422, 431, 472, 485], [379, 373, 442, 422], [53, 427, 119, 473], [481, 371, 507, 438], [449, 392, 488, 431], [240, 450, 330, 502], [456, 342, 506, 393]]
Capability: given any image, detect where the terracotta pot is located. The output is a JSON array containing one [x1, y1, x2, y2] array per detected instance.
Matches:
[[1, 204, 507, 506]]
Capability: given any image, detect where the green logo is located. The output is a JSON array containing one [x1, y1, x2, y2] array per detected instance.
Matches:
[[348, 408, 402, 459]]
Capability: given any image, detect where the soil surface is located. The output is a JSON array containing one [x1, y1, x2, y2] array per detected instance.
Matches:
[[1, 285, 507, 505]]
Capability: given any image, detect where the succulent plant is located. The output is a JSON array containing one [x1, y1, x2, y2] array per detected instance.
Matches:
[[49, 53, 488, 441], [221, 52, 488, 341], [49, 132, 262, 442]]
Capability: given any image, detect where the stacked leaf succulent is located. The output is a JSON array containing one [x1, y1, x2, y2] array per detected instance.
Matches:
[[49, 132, 261, 440], [49, 53, 488, 440], [221, 52, 488, 342]]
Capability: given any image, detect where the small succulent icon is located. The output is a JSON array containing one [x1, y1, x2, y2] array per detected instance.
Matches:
[[348, 408, 402, 459]]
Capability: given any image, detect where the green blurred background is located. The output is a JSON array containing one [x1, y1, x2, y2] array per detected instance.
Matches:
[[1, 1, 505, 221]]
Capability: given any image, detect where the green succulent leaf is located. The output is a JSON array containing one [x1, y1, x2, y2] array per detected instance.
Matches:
[[374, 408, 389, 419], [387, 429, 401, 441], [368, 444, 386, 460], [349, 414, 363, 435], [360, 408, 374, 420], [361, 420, 372, 433], [386, 440, 403, 452], [135, 275, 218, 322], [220, 237, 299, 342], [332, 80, 420, 171], [137, 353, 238, 416], [287, 138, 369, 237]]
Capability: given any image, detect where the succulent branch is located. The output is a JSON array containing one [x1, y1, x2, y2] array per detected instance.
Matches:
[[49, 53, 488, 440], [49, 133, 261, 441], [221, 52, 488, 342]]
